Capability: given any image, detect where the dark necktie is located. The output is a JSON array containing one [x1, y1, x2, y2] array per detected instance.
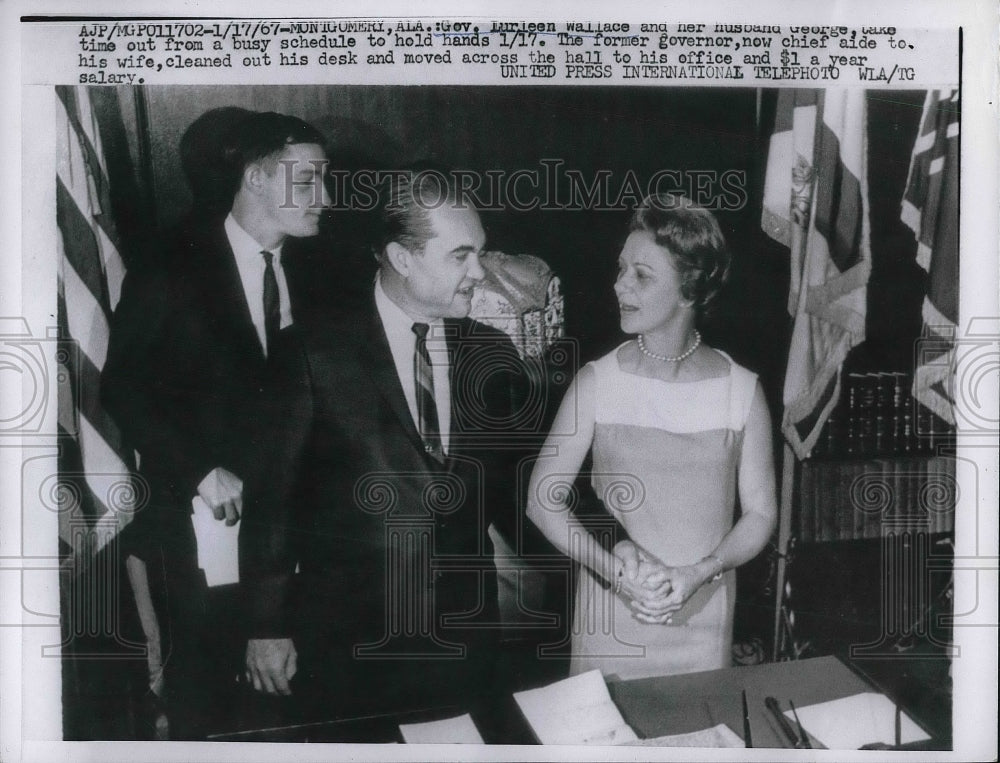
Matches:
[[262, 251, 280, 355], [412, 322, 444, 462]]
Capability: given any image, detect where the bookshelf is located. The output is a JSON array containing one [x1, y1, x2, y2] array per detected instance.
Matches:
[[772, 372, 956, 661]]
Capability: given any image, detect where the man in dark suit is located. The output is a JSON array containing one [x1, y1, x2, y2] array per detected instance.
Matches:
[[241, 170, 528, 728], [101, 110, 330, 737]]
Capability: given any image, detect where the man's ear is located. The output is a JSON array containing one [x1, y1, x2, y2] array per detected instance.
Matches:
[[384, 241, 412, 278], [242, 162, 265, 196]]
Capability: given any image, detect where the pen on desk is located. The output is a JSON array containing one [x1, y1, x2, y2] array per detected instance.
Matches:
[[741, 689, 752, 748], [765, 696, 805, 748], [789, 699, 811, 749]]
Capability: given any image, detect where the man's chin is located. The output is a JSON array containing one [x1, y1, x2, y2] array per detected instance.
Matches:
[[298, 218, 322, 237], [450, 294, 474, 318]]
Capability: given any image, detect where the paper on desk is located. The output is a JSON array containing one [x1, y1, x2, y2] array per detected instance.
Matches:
[[513, 669, 638, 745], [785, 692, 931, 749], [626, 723, 745, 748], [190, 496, 240, 587], [399, 713, 484, 744]]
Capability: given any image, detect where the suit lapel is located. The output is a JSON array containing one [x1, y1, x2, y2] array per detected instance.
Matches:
[[360, 304, 426, 456], [201, 224, 267, 364]]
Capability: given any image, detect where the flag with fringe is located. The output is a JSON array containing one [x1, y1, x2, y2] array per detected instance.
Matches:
[[762, 89, 872, 460], [901, 89, 959, 427]]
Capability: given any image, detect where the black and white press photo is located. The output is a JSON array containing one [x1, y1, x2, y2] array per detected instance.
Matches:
[[2, 4, 996, 761]]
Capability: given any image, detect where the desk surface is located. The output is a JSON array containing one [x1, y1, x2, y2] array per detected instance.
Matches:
[[211, 655, 947, 747], [609, 655, 893, 748]]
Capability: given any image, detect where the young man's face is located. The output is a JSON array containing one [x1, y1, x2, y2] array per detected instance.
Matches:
[[258, 142, 329, 240]]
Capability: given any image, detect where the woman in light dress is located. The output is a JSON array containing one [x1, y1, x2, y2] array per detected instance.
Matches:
[[527, 194, 777, 680]]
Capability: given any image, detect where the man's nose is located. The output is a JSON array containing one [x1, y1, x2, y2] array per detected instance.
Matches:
[[317, 179, 332, 209], [467, 252, 486, 282]]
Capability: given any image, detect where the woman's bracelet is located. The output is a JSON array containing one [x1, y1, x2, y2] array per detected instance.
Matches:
[[700, 554, 725, 582]]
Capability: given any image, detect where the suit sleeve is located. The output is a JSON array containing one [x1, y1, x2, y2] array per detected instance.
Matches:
[[476, 332, 530, 541], [239, 328, 314, 638], [101, 264, 210, 494]]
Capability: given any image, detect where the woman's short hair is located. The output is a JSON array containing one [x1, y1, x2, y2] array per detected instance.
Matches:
[[629, 193, 731, 313]]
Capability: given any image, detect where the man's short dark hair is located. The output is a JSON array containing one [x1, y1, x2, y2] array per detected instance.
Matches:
[[373, 163, 464, 261], [219, 111, 327, 204], [180, 106, 254, 217]]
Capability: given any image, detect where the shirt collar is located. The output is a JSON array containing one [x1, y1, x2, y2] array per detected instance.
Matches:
[[374, 272, 442, 334], [225, 212, 282, 265]]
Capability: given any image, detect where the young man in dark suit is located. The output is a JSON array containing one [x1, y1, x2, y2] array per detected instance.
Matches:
[[240, 170, 529, 732], [101, 110, 330, 738]]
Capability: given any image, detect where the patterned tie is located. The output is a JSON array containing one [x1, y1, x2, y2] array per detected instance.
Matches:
[[262, 251, 280, 355], [412, 322, 444, 462]]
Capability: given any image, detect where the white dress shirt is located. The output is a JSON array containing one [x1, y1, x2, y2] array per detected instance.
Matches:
[[225, 213, 293, 356], [374, 276, 452, 455]]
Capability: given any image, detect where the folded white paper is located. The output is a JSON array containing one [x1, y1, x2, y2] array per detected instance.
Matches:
[[190, 496, 240, 587], [399, 713, 484, 744], [513, 669, 639, 745], [626, 723, 745, 748], [784, 692, 931, 749]]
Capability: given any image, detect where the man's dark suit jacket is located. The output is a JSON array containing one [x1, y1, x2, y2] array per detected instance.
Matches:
[[101, 218, 327, 555], [240, 300, 528, 716], [101, 217, 355, 737]]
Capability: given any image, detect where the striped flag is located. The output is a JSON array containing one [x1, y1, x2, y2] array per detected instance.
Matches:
[[762, 89, 872, 460], [56, 85, 137, 562], [58, 87, 166, 701], [902, 89, 959, 426]]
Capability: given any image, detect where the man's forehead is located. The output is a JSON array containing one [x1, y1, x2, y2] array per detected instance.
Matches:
[[276, 142, 327, 165], [425, 203, 484, 240]]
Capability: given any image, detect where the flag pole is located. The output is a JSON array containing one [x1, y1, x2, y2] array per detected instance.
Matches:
[[772, 441, 796, 661]]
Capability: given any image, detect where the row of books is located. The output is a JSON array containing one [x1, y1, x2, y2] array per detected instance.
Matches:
[[794, 455, 955, 543], [809, 372, 955, 459]]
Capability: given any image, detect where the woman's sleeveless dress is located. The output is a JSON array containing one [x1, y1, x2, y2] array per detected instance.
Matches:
[[570, 343, 757, 680]]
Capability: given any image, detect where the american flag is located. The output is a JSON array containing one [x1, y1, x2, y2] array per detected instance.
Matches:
[[57, 85, 164, 698], [762, 89, 872, 460], [902, 89, 959, 426], [56, 85, 136, 562]]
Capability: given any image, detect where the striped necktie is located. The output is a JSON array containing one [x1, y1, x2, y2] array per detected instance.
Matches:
[[412, 322, 444, 462]]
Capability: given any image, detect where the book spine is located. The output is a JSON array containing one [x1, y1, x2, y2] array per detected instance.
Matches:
[[891, 372, 907, 456], [859, 373, 878, 457], [898, 455, 914, 531], [875, 372, 894, 455], [928, 455, 941, 535], [816, 464, 837, 541], [846, 373, 863, 457], [941, 455, 956, 534], [855, 460, 875, 539]]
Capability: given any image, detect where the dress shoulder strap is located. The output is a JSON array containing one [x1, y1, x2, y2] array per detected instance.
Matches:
[[715, 349, 758, 431], [587, 342, 630, 423]]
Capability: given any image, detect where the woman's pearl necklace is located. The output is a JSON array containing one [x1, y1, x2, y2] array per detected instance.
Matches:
[[637, 330, 701, 363]]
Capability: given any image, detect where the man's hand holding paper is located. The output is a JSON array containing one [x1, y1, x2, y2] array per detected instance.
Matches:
[[197, 466, 244, 525]]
